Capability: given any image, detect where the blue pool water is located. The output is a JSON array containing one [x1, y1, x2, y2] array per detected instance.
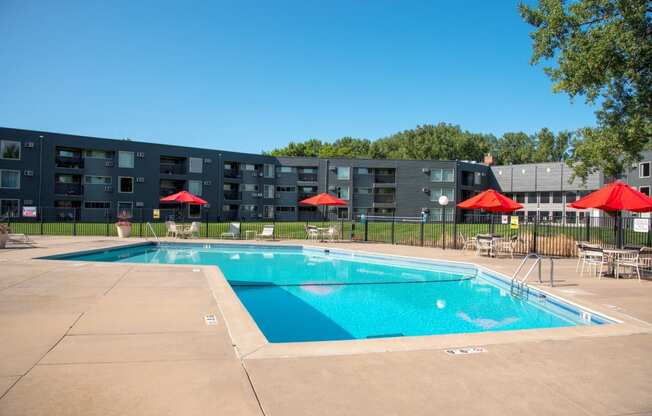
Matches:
[[48, 243, 610, 342]]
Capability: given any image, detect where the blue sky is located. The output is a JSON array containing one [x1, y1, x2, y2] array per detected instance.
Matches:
[[0, 1, 596, 153]]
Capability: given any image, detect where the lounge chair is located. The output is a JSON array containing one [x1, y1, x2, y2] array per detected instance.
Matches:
[[323, 226, 338, 242], [256, 225, 274, 240], [7, 233, 36, 246], [495, 235, 518, 258], [475, 235, 495, 257], [583, 248, 608, 279], [305, 224, 320, 240], [221, 222, 240, 239], [181, 222, 200, 239], [459, 233, 476, 251], [615, 251, 642, 280]]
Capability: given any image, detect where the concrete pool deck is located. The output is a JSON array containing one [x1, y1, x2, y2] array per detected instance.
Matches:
[[0, 236, 651, 415]]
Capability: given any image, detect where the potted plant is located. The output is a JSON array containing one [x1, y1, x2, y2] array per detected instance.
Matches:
[[115, 214, 132, 238], [0, 223, 9, 248]]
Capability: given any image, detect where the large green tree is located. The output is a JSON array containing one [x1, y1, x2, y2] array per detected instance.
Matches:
[[519, 0, 652, 179]]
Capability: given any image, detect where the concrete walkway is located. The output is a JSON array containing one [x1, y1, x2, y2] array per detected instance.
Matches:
[[0, 237, 651, 415]]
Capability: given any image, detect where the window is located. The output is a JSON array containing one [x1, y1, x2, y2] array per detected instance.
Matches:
[[117, 201, 133, 218], [189, 157, 203, 173], [244, 184, 259, 192], [224, 163, 233, 170], [430, 168, 454, 182], [84, 149, 111, 159], [84, 201, 111, 209], [188, 180, 202, 196], [300, 167, 316, 173], [640, 162, 651, 178], [430, 188, 454, 202], [1, 140, 20, 160], [118, 151, 134, 168], [336, 186, 349, 200], [243, 164, 255, 171], [188, 204, 201, 218], [527, 192, 537, 204], [275, 206, 296, 212], [354, 187, 373, 194], [263, 205, 274, 219], [355, 167, 370, 175], [640, 186, 650, 196], [565, 192, 577, 202], [540, 192, 552, 204], [336, 207, 349, 219], [84, 176, 112, 185], [118, 177, 134, 193], [278, 166, 294, 173], [55, 174, 80, 184], [241, 205, 257, 212], [263, 164, 275, 178], [264, 184, 275, 199], [474, 172, 482, 185], [336, 166, 350, 180], [552, 192, 563, 203], [276, 186, 296, 193], [0, 170, 20, 189], [0, 199, 19, 217], [514, 193, 525, 203], [430, 207, 454, 222]]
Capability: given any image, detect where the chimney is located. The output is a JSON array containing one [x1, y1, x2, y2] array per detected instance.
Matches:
[[483, 153, 494, 166]]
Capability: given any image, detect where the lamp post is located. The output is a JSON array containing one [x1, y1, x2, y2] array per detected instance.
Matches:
[[438, 195, 450, 250]]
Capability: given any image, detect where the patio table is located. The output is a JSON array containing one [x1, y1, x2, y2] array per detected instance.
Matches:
[[603, 248, 639, 278]]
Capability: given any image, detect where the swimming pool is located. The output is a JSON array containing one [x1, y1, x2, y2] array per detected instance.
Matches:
[[47, 243, 612, 342]]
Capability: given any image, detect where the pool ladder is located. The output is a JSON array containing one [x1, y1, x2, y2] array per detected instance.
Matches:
[[145, 222, 160, 244], [510, 254, 554, 298]]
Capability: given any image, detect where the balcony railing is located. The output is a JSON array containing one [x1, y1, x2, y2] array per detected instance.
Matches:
[[159, 165, 186, 175], [374, 174, 395, 184], [373, 194, 396, 204], [160, 187, 183, 197], [55, 156, 84, 169], [224, 169, 242, 179], [223, 191, 242, 201], [298, 173, 318, 182], [54, 183, 83, 196]]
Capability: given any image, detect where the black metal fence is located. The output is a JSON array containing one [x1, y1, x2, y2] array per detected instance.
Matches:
[[3, 207, 651, 257]]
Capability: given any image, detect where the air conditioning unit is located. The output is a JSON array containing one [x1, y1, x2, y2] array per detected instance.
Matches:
[[104, 186, 113, 192], [422, 188, 430, 193], [258, 172, 264, 177], [204, 203, 210, 208], [23, 170, 34, 177], [204, 158, 212, 164], [23, 199, 34, 205], [203, 180, 212, 186], [257, 214, 263, 218], [135, 201, 144, 207], [329, 166, 337, 172], [421, 168, 430, 173], [136, 177, 145, 183], [105, 161, 114, 167], [136, 152, 145, 158], [253, 192, 263, 198], [24, 142, 35, 148], [328, 185, 336, 191]]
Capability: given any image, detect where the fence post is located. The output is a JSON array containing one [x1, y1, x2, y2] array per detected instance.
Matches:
[[532, 213, 538, 254], [139, 208, 143, 238], [585, 214, 591, 242], [340, 220, 344, 239], [364, 218, 368, 242], [391, 216, 395, 244], [73, 209, 77, 236], [648, 217, 652, 247], [205, 209, 209, 238], [105, 209, 109, 236], [452, 211, 457, 249], [419, 220, 424, 247], [441, 211, 446, 250], [40, 208, 44, 235]]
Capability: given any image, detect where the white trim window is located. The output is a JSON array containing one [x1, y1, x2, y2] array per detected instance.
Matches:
[[336, 166, 350, 180], [263, 164, 275, 178], [117, 201, 133, 218], [263, 205, 274, 219], [278, 166, 293, 174], [84, 149, 112, 159], [0, 169, 20, 189], [118, 151, 134, 168], [430, 188, 455, 202], [1, 140, 21, 160], [118, 176, 134, 193], [188, 180, 202, 196], [189, 157, 203, 173], [639, 162, 651, 178], [430, 168, 454, 182], [264, 184, 275, 199], [0, 199, 20, 217], [243, 184, 259, 192]]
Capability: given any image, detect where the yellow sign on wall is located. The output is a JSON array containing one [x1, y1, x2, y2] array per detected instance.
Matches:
[[510, 216, 519, 229], [153, 209, 160, 220]]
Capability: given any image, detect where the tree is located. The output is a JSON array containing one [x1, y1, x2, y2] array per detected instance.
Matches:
[[519, 0, 652, 179], [532, 128, 571, 162], [493, 132, 536, 164]]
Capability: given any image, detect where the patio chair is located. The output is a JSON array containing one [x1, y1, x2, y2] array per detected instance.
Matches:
[[221, 222, 240, 239], [576, 242, 601, 274], [256, 224, 275, 240], [583, 248, 608, 279], [7, 232, 36, 246], [459, 233, 476, 251], [616, 251, 642, 281], [305, 224, 320, 240], [495, 235, 518, 258], [165, 221, 178, 238], [324, 226, 339, 242], [475, 235, 495, 257], [638, 247, 652, 273], [182, 222, 200, 239]]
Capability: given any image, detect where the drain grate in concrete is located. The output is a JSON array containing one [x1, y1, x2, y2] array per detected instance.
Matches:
[[445, 346, 487, 355]]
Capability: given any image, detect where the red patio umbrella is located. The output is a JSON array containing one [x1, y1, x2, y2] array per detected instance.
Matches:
[[569, 181, 652, 212], [457, 189, 523, 213], [299, 192, 347, 207], [160, 190, 207, 205], [299, 192, 347, 221]]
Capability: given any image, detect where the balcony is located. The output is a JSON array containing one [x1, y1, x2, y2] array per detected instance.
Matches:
[[54, 183, 83, 196], [223, 191, 242, 201], [55, 156, 84, 169], [298, 173, 318, 182], [373, 174, 395, 184], [373, 194, 396, 204], [160, 165, 186, 175], [224, 169, 242, 179]]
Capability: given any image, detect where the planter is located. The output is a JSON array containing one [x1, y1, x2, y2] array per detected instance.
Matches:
[[0, 233, 7, 249], [116, 224, 132, 238]]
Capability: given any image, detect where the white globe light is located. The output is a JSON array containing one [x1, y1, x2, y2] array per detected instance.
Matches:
[[438, 195, 449, 206]]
